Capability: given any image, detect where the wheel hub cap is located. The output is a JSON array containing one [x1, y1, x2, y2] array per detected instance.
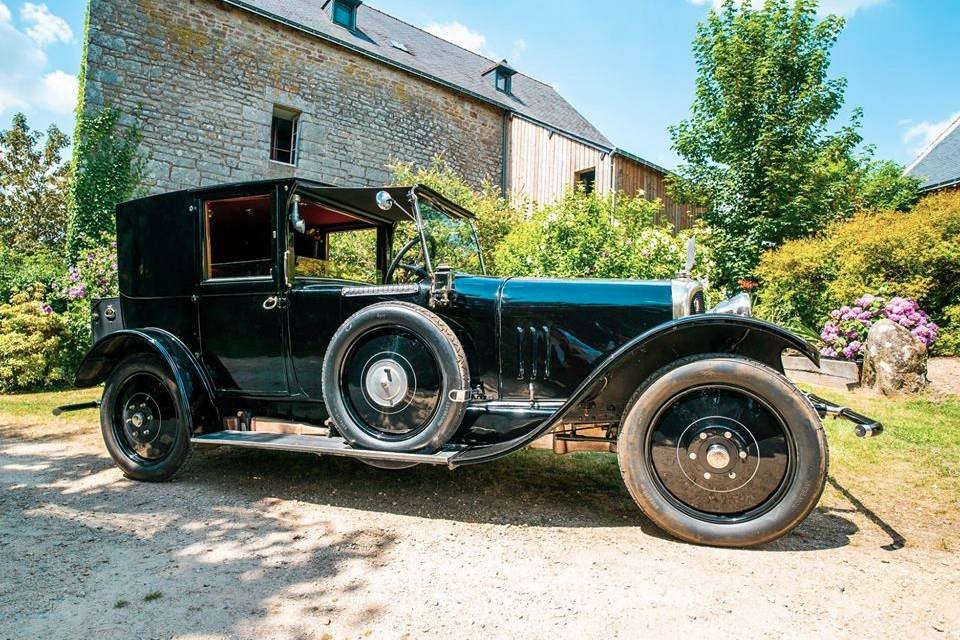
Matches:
[[705, 443, 731, 469], [364, 359, 409, 408]]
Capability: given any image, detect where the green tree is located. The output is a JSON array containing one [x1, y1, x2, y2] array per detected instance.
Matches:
[[0, 113, 70, 251], [855, 158, 921, 212], [669, 0, 863, 292]]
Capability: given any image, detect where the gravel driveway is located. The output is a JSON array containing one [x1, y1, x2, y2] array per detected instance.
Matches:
[[1, 415, 958, 640]]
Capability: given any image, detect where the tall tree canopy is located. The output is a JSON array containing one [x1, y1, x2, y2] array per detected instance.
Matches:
[[669, 0, 866, 291], [0, 113, 70, 251]]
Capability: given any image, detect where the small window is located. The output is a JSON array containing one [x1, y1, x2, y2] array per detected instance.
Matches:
[[576, 168, 597, 194], [495, 70, 511, 94], [332, 0, 358, 29], [270, 106, 300, 165], [205, 195, 274, 280]]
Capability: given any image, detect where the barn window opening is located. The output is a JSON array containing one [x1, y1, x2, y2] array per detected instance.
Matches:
[[270, 106, 300, 165], [331, 0, 361, 30], [576, 168, 597, 194]]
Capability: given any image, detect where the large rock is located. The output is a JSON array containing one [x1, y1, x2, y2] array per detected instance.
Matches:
[[861, 319, 928, 395]]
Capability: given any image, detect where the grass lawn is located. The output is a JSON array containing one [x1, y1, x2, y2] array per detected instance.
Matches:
[[2, 384, 958, 547]]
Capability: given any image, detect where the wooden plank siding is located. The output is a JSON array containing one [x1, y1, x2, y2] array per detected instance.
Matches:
[[506, 115, 699, 230], [612, 155, 700, 231], [506, 116, 613, 208]]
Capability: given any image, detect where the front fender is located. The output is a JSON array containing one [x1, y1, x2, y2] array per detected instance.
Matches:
[[75, 328, 219, 431], [452, 315, 817, 467]]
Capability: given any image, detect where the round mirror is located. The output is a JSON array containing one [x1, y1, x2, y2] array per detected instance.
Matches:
[[376, 190, 395, 211]]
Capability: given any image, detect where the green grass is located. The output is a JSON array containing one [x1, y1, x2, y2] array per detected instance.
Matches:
[[0, 388, 101, 420], [804, 384, 960, 503], [143, 591, 163, 602]]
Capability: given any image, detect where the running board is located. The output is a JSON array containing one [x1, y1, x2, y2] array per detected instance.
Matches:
[[191, 431, 464, 467]]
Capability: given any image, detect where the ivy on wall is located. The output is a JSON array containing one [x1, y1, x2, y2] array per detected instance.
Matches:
[[65, 5, 145, 261]]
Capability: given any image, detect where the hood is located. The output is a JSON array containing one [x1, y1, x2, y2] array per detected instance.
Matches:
[[497, 278, 676, 399]]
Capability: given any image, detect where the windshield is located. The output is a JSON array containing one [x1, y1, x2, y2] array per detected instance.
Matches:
[[392, 199, 484, 277], [418, 200, 484, 274]]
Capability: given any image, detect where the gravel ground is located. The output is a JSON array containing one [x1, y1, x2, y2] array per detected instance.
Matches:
[[929, 357, 960, 397], [1, 414, 958, 640]]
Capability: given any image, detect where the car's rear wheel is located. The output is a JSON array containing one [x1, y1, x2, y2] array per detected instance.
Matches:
[[322, 302, 469, 454], [100, 353, 193, 482], [618, 355, 827, 547]]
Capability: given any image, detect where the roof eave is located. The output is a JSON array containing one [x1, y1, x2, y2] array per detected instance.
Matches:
[[918, 176, 960, 194], [221, 0, 610, 149]]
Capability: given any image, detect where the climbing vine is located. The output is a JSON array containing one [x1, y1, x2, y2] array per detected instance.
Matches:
[[65, 5, 145, 260]]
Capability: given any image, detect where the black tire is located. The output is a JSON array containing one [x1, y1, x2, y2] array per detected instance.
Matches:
[[618, 355, 827, 548], [322, 302, 469, 453], [100, 353, 193, 482]]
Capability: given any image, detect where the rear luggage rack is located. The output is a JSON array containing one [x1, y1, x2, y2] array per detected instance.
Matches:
[[807, 394, 884, 438], [191, 431, 465, 467]]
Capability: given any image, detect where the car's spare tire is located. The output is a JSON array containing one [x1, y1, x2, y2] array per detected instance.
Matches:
[[322, 302, 470, 454]]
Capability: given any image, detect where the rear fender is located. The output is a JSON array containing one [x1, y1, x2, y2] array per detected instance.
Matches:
[[75, 328, 219, 432], [452, 316, 818, 466]]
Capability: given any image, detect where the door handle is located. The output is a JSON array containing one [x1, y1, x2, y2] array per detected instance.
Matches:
[[262, 296, 279, 311]]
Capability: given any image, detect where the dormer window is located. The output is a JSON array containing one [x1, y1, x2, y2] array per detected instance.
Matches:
[[330, 0, 361, 30], [483, 59, 517, 96]]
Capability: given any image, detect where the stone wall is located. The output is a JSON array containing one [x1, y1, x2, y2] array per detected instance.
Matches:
[[83, 0, 505, 194]]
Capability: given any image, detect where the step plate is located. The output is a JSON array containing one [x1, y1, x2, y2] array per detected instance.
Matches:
[[191, 431, 462, 466]]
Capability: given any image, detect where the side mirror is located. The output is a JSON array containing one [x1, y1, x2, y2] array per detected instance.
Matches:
[[376, 190, 395, 211], [290, 195, 306, 234]]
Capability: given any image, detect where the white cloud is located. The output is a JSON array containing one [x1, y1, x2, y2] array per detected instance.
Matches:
[[425, 21, 488, 55], [0, 2, 77, 119], [35, 69, 78, 114], [903, 112, 960, 160], [20, 2, 71, 46], [687, 0, 885, 17]]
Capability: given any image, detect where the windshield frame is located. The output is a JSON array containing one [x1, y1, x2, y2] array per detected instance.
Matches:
[[410, 188, 486, 276]]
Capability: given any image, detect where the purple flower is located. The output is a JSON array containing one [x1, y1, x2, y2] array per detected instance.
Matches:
[[67, 284, 86, 300], [39, 303, 53, 315]]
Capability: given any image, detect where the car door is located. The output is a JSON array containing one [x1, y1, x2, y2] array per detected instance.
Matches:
[[197, 188, 289, 395]]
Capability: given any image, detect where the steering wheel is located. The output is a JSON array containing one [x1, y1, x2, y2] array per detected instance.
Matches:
[[384, 236, 430, 284]]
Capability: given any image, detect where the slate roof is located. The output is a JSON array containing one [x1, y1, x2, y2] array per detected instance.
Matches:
[[906, 113, 960, 192], [222, 0, 614, 149]]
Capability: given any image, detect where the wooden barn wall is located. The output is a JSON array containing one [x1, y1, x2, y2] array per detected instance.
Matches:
[[613, 156, 699, 231], [507, 116, 614, 207]]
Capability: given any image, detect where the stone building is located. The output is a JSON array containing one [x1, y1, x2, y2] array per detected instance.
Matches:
[[83, 0, 696, 228]]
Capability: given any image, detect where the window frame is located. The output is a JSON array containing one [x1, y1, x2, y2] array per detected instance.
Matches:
[[200, 190, 278, 284], [331, 0, 358, 30], [495, 70, 512, 95], [270, 106, 301, 166], [575, 167, 597, 195]]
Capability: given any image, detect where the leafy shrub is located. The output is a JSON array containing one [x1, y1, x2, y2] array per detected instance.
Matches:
[[53, 238, 120, 371], [755, 190, 960, 354], [495, 188, 716, 289], [0, 245, 66, 303], [820, 295, 938, 360], [0, 285, 68, 392]]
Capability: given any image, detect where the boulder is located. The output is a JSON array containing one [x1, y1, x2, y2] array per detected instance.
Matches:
[[861, 319, 928, 395]]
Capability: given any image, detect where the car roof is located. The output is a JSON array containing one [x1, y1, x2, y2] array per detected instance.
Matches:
[[121, 178, 476, 224]]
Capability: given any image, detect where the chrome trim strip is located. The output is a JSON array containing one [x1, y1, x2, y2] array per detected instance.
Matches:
[[342, 284, 419, 297]]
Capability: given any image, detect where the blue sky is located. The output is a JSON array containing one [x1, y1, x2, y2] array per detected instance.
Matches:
[[1, 0, 958, 170]]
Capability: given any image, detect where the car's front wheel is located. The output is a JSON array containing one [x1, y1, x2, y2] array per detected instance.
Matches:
[[618, 355, 827, 547], [100, 353, 193, 482]]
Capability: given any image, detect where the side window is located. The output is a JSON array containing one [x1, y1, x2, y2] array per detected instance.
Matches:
[[204, 194, 274, 280], [575, 168, 597, 194], [294, 228, 379, 283]]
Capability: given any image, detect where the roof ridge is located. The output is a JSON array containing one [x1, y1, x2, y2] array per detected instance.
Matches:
[[905, 111, 960, 175]]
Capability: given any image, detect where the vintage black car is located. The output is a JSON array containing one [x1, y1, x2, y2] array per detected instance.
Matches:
[[61, 179, 881, 547]]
